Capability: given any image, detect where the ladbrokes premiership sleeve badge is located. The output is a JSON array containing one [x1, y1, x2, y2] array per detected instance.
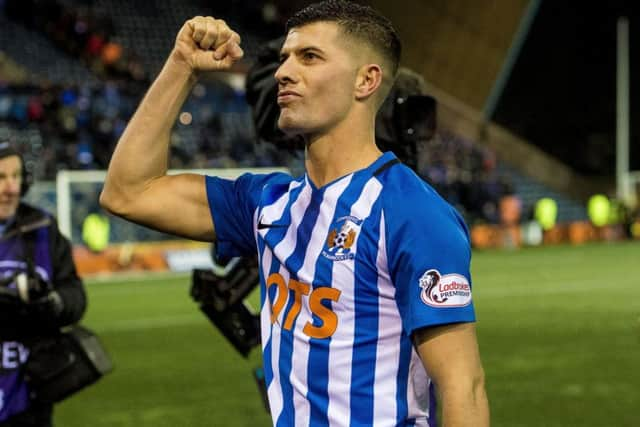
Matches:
[[419, 269, 472, 308]]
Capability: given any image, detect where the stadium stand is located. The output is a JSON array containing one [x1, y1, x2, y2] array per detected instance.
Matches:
[[0, 0, 629, 248], [0, 13, 98, 85], [497, 163, 588, 223]]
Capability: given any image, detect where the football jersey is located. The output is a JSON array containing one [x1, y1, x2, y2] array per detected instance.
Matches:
[[206, 152, 475, 427]]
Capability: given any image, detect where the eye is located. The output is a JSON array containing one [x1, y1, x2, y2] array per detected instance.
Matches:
[[303, 52, 317, 61]]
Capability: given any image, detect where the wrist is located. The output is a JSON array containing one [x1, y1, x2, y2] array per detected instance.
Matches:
[[166, 50, 199, 84]]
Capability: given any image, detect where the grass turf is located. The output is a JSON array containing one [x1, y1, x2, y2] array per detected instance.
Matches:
[[55, 241, 640, 426]]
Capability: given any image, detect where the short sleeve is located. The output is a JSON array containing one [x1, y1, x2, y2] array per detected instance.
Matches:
[[385, 182, 476, 335], [206, 172, 288, 259]]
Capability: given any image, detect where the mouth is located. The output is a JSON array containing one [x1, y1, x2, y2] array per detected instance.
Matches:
[[277, 91, 301, 106], [0, 197, 18, 205]]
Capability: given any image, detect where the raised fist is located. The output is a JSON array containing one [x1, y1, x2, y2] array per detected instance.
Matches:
[[172, 16, 244, 72]]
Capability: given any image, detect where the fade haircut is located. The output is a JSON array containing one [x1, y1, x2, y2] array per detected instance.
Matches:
[[286, 0, 402, 78]]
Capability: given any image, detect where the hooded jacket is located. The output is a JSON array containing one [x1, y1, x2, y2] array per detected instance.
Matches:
[[0, 202, 86, 422]]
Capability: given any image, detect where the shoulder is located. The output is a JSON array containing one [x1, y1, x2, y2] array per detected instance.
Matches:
[[238, 171, 294, 186], [12, 203, 65, 246], [378, 163, 462, 222], [204, 171, 298, 215], [206, 171, 294, 192], [377, 163, 470, 245], [16, 202, 54, 225]]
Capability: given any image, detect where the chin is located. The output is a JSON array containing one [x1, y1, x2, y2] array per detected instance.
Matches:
[[0, 204, 18, 219], [278, 117, 302, 135]]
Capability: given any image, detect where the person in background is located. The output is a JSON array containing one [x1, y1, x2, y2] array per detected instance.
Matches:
[[0, 142, 87, 427]]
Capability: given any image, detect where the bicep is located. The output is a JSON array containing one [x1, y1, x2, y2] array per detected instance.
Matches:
[[122, 173, 216, 241]]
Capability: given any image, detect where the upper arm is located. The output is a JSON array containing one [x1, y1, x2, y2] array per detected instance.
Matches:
[[413, 322, 484, 392], [384, 181, 475, 332], [413, 322, 489, 426], [101, 173, 216, 242], [206, 172, 291, 259]]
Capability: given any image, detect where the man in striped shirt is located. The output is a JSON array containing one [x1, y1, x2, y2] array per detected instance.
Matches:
[[101, 1, 489, 426]]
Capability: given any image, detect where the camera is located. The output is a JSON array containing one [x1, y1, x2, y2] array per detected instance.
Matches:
[[190, 253, 261, 358], [190, 250, 269, 411]]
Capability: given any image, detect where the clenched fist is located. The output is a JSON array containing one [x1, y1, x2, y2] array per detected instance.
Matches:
[[172, 16, 244, 72]]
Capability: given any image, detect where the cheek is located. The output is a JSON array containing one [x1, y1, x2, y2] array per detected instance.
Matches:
[[313, 76, 353, 112]]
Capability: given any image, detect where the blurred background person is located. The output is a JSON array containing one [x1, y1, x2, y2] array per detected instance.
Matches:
[[0, 141, 87, 427]]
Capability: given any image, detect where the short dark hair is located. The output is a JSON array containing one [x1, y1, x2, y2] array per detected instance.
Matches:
[[0, 141, 21, 161], [286, 0, 401, 76]]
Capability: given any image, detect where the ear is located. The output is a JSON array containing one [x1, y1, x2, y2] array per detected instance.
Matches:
[[354, 63, 383, 101]]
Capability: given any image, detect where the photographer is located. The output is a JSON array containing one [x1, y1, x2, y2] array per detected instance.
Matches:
[[0, 142, 87, 427]]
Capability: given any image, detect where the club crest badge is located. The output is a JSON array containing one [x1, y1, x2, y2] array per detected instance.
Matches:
[[322, 216, 362, 261], [419, 269, 472, 308]]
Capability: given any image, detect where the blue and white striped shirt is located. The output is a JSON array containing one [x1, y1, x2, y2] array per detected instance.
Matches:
[[207, 152, 475, 427]]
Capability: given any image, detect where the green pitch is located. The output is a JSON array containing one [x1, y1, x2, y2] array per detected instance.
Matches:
[[55, 241, 640, 427]]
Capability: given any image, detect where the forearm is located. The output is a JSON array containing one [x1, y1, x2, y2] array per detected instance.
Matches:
[[100, 17, 242, 236], [101, 55, 196, 210]]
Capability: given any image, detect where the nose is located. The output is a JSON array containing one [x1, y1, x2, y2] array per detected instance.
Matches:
[[275, 57, 296, 86], [3, 176, 21, 195]]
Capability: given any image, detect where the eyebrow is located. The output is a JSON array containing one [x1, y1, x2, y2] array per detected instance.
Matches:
[[280, 46, 325, 59], [299, 46, 324, 55]]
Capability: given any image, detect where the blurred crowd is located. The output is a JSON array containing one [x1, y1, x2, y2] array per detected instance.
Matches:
[[0, 81, 135, 179], [0, 0, 525, 227], [3, 0, 148, 87], [416, 129, 513, 224]]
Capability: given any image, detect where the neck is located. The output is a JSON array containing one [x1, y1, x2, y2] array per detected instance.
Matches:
[[303, 113, 382, 187]]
